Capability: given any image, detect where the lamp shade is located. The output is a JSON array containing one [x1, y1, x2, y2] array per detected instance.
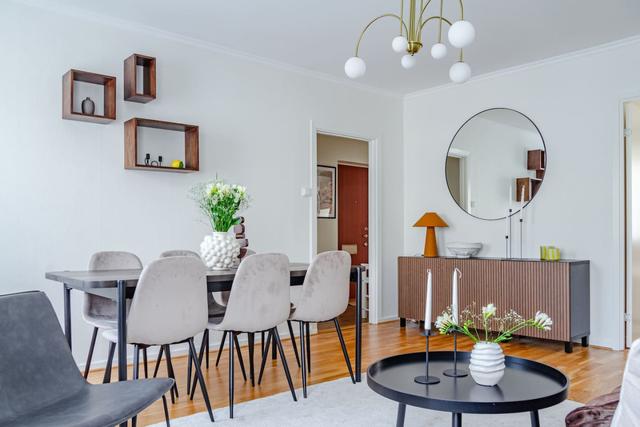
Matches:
[[414, 212, 448, 257], [413, 212, 448, 228]]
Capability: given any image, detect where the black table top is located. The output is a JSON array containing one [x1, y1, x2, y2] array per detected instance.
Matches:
[[367, 351, 568, 414]]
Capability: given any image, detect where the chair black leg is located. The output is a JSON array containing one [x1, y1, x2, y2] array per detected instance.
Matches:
[[305, 322, 311, 373], [142, 347, 148, 379], [84, 326, 98, 378], [164, 345, 177, 404], [189, 330, 208, 400], [271, 329, 277, 360], [103, 342, 116, 384], [334, 318, 355, 383], [228, 331, 235, 418], [188, 338, 215, 422], [299, 322, 308, 398], [258, 330, 273, 385], [233, 332, 247, 381], [205, 329, 210, 369], [287, 320, 301, 367], [162, 394, 171, 427], [273, 328, 298, 402], [261, 331, 265, 355], [187, 340, 193, 394], [153, 345, 164, 378], [215, 330, 227, 367], [248, 332, 255, 386], [132, 345, 140, 427]]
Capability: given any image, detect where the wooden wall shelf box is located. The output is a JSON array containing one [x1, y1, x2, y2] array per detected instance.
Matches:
[[124, 118, 199, 173], [398, 256, 590, 353], [62, 69, 116, 124], [124, 54, 156, 103], [516, 177, 542, 202]]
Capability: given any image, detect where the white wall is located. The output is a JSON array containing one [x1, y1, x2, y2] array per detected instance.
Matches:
[[0, 2, 403, 366], [316, 134, 368, 253], [404, 38, 640, 350]]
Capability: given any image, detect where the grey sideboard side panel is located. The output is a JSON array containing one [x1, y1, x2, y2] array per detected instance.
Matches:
[[569, 261, 590, 339]]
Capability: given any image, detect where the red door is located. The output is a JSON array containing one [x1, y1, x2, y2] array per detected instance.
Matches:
[[337, 164, 368, 297]]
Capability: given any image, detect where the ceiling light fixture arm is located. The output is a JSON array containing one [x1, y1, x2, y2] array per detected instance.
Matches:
[[355, 14, 410, 57]]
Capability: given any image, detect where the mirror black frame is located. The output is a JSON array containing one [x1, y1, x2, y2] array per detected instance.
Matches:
[[444, 107, 547, 221]]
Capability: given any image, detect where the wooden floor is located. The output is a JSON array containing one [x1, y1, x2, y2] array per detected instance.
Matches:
[[87, 321, 628, 426]]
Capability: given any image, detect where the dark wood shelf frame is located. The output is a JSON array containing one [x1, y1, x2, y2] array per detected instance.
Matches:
[[516, 177, 542, 202], [124, 118, 199, 173], [124, 54, 156, 103], [62, 69, 116, 124]]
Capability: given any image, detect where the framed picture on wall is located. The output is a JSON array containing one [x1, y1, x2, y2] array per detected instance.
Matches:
[[317, 165, 336, 219]]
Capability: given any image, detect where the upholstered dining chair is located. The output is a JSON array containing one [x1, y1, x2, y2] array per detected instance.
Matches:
[[0, 291, 174, 427], [102, 256, 215, 423], [190, 253, 297, 418], [285, 250, 355, 398], [156, 249, 246, 394], [82, 251, 143, 379]]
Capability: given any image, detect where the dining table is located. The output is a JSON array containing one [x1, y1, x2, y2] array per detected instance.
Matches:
[[45, 262, 364, 393]]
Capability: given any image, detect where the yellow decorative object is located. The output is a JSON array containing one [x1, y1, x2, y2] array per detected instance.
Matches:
[[540, 246, 560, 261], [171, 160, 184, 169], [413, 212, 448, 258]]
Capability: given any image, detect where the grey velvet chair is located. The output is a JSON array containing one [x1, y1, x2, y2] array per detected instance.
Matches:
[[190, 253, 297, 418], [286, 251, 355, 398], [102, 256, 215, 423], [82, 251, 143, 379], [0, 291, 173, 427]]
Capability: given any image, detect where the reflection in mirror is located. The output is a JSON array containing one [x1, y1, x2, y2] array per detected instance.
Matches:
[[445, 108, 546, 220]]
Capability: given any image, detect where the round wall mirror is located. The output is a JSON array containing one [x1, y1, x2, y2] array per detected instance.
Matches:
[[445, 108, 546, 220]]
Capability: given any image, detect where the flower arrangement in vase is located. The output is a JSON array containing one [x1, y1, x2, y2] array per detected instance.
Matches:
[[436, 303, 553, 386], [191, 180, 249, 270]]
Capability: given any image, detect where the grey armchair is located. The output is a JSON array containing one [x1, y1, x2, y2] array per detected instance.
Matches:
[[0, 291, 173, 427]]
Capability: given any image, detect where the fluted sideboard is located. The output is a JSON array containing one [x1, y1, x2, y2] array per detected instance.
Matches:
[[398, 256, 590, 353]]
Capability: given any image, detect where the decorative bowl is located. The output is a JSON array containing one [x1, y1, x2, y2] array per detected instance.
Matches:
[[446, 242, 483, 258]]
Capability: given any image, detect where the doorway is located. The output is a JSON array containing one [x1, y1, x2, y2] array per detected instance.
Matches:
[[316, 133, 369, 330], [624, 100, 640, 346]]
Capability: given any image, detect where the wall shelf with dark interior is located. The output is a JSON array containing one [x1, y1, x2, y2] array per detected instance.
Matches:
[[62, 69, 116, 124], [124, 54, 156, 103], [528, 149, 546, 180], [124, 118, 199, 173], [516, 177, 542, 202]]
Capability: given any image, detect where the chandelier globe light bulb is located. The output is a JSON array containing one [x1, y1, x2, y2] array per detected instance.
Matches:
[[449, 61, 471, 83], [448, 20, 476, 48], [344, 56, 367, 79], [401, 54, 417, 69], [430, 43, 448, 59], [392, 35, 409, 53]]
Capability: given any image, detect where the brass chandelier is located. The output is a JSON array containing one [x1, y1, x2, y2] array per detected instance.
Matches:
[[344, 0, 475, 83]]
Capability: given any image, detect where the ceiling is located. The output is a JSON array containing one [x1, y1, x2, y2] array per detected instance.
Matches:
[[40, 0, 640, 94]]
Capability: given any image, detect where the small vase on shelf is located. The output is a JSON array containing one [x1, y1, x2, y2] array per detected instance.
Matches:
[[200, 231, 240, 270], [469, 341, 505, 386], [81, 97, 95, 115]]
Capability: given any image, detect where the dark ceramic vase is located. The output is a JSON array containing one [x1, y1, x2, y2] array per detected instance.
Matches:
[[81, 97, 95, 115]]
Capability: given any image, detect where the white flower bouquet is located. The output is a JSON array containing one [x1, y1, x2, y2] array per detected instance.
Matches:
[[435, 302, 553, 344], [191, 180, 249, 232]]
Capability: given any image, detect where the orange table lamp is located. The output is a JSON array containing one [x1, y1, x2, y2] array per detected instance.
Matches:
[[413, 212, 448, 257]]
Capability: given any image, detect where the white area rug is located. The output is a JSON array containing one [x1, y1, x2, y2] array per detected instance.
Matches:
[[152, 377, 580, 426]]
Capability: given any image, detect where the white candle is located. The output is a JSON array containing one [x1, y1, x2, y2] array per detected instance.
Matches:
[[520, 184, 525, 220], [452, 268, 460, 324], [425, 270, 432, 331]]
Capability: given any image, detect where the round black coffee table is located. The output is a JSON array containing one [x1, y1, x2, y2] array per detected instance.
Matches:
[[367, 351, 568, 427]]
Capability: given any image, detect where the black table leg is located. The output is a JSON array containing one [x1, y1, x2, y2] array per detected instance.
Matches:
[[530, 410, 540, 427], [396, 403, 406, 427], [355, 266, 362, 382], [452, 413, 462, 427], [581, 336, 589, 347], [63, 284, 71, 350], [117, 280, 128, 427]]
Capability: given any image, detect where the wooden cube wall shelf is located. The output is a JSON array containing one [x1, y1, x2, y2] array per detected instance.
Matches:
[[62, 70, 116, 124], [516, 177, 542, 202], [124, 118, 199, 173], [124, 54, 156, 103]]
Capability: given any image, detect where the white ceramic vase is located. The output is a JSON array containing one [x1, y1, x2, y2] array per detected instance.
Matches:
[[469, 341, 505, 386], [200, 231, 240, 270]]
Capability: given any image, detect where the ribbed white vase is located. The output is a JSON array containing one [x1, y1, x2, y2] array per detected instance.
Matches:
[[200, 231, 240, 270], [469, 341, 505, 386]]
